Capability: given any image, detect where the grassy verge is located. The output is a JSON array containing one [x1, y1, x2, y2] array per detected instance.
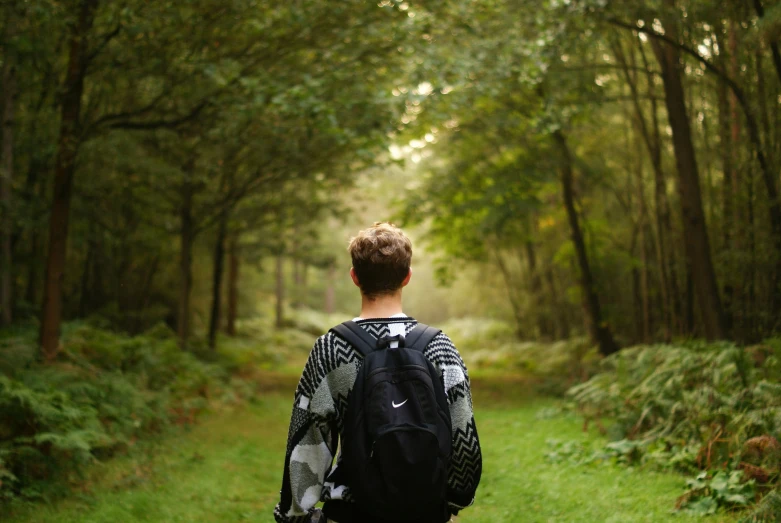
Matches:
[[5, 377, 740, 523]]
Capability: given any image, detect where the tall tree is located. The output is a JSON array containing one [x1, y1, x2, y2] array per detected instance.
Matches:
[[40, 0, 99, 357], [0, 2, 16, 326], [648, 2, 726, 339], [553, 130, 620, 355]]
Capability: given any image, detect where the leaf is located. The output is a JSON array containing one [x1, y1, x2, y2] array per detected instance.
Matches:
[[685, 496, 718, 515], [722, 493, 748, 506]]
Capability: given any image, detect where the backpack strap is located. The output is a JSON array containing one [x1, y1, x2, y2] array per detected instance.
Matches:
[[404, 323, 441, 352], [329, 321, 377, 358]]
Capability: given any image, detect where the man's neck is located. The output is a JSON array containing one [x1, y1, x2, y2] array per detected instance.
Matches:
[[358, 293, 404, 319]]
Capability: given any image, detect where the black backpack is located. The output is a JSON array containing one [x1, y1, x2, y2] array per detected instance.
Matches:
[[329, 321, 452, 523]]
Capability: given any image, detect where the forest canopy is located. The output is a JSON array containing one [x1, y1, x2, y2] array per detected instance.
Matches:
[[2, 0, 781, 355]]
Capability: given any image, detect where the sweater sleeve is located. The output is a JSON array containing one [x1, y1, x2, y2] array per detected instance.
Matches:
[[425, 333, 483, 513], [274, 336, 338, 523]]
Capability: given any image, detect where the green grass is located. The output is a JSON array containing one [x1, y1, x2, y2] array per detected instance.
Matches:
[[6, 380, 741, 523]]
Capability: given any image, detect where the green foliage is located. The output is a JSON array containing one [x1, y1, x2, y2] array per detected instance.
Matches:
[[443, 317, 600, 394], [0, 323, 260, 502], [6, 395, 731, 523], [568, 339, 781, 516], [677, 471, 756, 516], [741, 488, 781, 523]]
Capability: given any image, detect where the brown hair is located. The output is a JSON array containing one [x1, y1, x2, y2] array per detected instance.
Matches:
[[348, 222, 412, 298]]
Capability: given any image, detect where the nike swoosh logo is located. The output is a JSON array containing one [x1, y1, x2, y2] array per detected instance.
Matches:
[[392, 399, 408, 408]]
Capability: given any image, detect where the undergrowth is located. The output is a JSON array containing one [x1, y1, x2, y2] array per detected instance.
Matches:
[[568, 339, 781, 520], [0, 322, 269, 504], [440, 317, 601, 394]]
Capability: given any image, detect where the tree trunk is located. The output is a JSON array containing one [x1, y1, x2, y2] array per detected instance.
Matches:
[[40, 0, 99, 359], [177, 172, 194, 348], [301, 263, 308, 308], [650, 25, 727, 340], [78, 232, 94, 317], [755, 47, 772, 336], [545, 267, 570, 340], [525, 239, 554, 339], [618, 35, 676, 341], [325, 263, 336, 314], [494, 250, 525, 339], [25, 231, 39, 306], [292, 259, 302, 308], [637, 146, 652, 342], [23, 158, 42, 307], [275, 254, 285, 328], [553, 130, 619, 356], [685, 260, 695, 335], [226, 236, 239, 336], [718, 70, 735, 332], [1, 32, 15, 327], [136, 255, 160, 333], [208, 213, 228, 349]]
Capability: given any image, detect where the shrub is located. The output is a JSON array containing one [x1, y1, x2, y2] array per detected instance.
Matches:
[[0, 323, 248, 502], [568, 339, 781, 517], [441, 317, 601, 394]]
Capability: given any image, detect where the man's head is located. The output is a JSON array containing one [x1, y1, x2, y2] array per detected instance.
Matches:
[[348, 222, 412, 299]]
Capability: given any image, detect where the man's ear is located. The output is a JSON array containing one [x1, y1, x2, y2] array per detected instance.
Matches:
[[401, 268, 412, 287], [349, 267, 361, 288]]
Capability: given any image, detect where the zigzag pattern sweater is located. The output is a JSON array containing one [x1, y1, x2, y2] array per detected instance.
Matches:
[[274, 317, 482, 523]]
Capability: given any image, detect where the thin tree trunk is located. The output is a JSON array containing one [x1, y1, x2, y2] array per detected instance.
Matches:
[[1, 33, 15, 327], [25, 231, 39, 306], [494, 250, 525, 339], [325, 263, 335, 314], [636, 138, 652, 342], [631, 227, 643, 343], [292, 259, 302, 308], [24, 159, 42, 306], [617, 35, 676, 340], [545, 267, 570, 339], [208, 213, 228, 349], [275, 254, 284, 328], [178, 172, 194, 348], [747, 156, 757, 340], [650, 19, 727, 339], [40, 0, 99, 359], [226, 236, 239, 336], [685, 260, 695, 334], [78, 232, 94, 317], [755, 47, 773, 334], [137, 255, 160, 333], [524, 239, 553, 339], [553, 130, 619, 356], [301, 263, 308, 308], [718, 67, 735, 332], [756, 47, 772, 167]]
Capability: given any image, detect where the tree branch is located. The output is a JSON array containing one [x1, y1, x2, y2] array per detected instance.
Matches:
[[108, 100, 209, 130], [87, 22, 122, 65], [603, 17, 741, 96]]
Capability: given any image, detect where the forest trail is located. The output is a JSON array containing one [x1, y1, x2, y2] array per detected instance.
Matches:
[[6, 376, 737, 523]]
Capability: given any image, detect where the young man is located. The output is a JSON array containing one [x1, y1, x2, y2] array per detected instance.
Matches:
[[273, 222, 482, 523]]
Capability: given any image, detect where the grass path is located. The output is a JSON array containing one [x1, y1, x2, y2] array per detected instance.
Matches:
[[7, 381, 739, 523]]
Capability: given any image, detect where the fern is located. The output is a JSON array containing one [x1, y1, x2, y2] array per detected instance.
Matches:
[[740, 488, 781, 523], [568, 339, 781, 515], [0, 322, 250, 502]]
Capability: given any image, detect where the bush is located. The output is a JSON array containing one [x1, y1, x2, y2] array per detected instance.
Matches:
[[568, 339, 781, 518], [441, 317, 601, 394], [0, 323, 248, 502]]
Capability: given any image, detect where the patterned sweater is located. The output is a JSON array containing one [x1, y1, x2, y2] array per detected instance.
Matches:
[[273, 316, 482, 523]]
